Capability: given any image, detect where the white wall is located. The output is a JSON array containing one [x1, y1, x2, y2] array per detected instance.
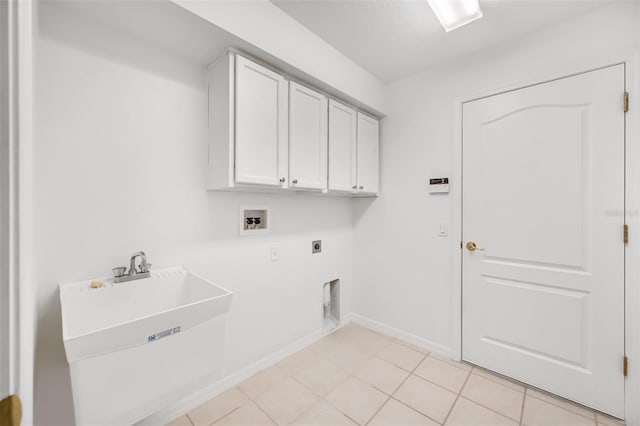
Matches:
[[353, 2, 639, 354], [33, 4, 353, 424]]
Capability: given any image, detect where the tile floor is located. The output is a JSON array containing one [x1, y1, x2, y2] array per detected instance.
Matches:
[[167, 324, 625, 426]]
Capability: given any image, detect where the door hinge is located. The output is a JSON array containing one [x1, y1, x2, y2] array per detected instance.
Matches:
[[624, 92, 629, 113], [624, 356, 628, 377], [624, 224, 629, 244]]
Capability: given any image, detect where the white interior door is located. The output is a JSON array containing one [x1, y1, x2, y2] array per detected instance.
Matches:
[[328, 99, 357, 193], [235, 55, 288, 186], [289, 81, 327, 190], [462, 65, 625, 417], [356, 113, 379, 194]]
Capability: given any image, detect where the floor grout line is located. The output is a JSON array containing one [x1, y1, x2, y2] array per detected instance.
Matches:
[[300, 332, 398, 425], [340, 356, 397, 424], [364, 394, 392, 425], [469, 365, 607, 424], [437, 372, 525, 423], [428, 353, 473, 373], [471, 366, 527, 391], [185, 412, 195, 426], [407, 369, 464, 398], [252, 375, 322, 425], [456, 395, 521, 424], [236, 365, 308, 426], [319, 391, 362, 426], [375, 345, 428, 373], [467, 370, 527, 399], [282, 357, 358, 426], [394, 356, 444, 426], [519, 388, 527, 426], [207, 405, 243, 426], [393, 339, 430, 356], [286, 398, 330, 426], [387, 396, 443, 425], [441, 369, 473, 426], [525, 389, 597, 421], [364, 352, 428, 425], [246, 397, 280, 426]]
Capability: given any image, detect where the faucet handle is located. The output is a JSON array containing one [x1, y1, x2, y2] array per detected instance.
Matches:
[[140, 263, 152, 273], [112, 266, 127, 278]]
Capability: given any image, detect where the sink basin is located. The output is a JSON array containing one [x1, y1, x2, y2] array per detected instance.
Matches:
[[60, 266, 233, 424], [60, 266, 233, 363]]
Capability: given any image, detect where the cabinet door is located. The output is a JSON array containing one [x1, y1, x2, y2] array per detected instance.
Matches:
[[235, 55, 288, 186], [356, 113, 379, 194], [328, 100, 357, 192], [288, 82, 328, 190]]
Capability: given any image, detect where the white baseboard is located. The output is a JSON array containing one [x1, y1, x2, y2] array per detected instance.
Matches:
[[349, 313, 452, 358], [137, 328, 323, 425]]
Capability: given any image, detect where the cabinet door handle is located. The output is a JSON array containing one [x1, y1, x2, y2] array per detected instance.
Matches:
[[280, 177, 286, 183], [359, 186, 364, 190], [352, 185, 357, 190], [292, 179, 298, 184]]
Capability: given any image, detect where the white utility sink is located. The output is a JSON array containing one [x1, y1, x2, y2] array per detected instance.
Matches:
[[59, 267, 233, 425], [60, 266, 232, 362]]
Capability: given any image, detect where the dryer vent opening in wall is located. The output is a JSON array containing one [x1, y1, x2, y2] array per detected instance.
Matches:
[[323, 280, 340, 335]]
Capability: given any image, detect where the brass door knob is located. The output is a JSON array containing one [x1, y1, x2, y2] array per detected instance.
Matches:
[[466, 242, 485, 252]]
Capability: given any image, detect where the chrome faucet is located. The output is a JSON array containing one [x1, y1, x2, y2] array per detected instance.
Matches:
[[112, 251, 152, 283], [129, 251, 148, 275]]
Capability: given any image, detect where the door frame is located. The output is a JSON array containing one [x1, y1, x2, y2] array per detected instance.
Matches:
[[1, 0, 35, 423], [451, 51, 639, 423]]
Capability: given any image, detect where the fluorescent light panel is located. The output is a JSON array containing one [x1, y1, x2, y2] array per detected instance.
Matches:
[[427, 0, 483, 32]]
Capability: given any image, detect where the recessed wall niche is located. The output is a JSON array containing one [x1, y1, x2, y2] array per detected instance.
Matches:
[[240, 205, 269, 235]]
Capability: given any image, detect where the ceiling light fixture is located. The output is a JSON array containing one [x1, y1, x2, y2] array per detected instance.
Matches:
[[427, 0, 483, 32]]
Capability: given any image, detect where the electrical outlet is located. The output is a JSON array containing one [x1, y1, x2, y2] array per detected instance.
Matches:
[[271, 247, 280, 262], [312, 240, 322, 254]]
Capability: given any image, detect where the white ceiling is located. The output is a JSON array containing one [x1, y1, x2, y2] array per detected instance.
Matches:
[[272, 0, 608, 83]]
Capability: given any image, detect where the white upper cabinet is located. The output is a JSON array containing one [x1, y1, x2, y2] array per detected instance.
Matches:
[[235, 56, 288, 187], [207, 52, 288, 190], [328, 100, 357, 193], [356, 113, 380, 195], [208, 51, 379, 197], [288, 82, 328, 191]]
